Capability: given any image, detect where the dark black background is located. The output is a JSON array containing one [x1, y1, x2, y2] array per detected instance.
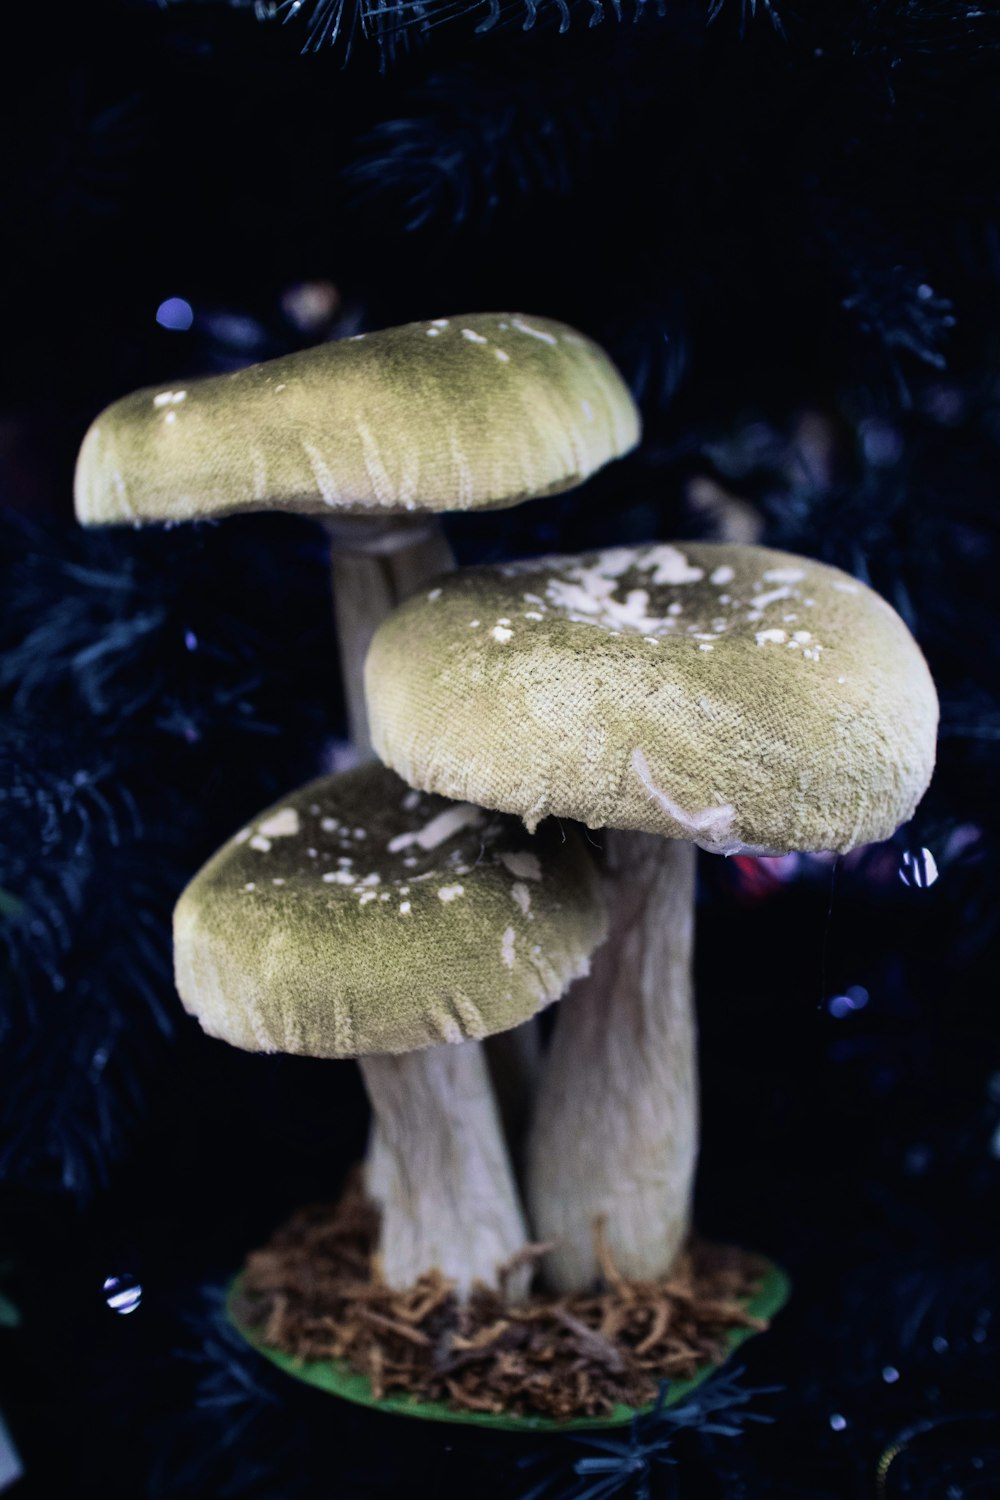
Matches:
[[1, 2, 999, 1496]]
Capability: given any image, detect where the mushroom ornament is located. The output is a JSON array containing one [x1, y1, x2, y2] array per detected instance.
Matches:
[[175, 762, 608, 1298], [74, 311, 639, 1268], [365, 541, 940, 1292], [74, 312, 640, 752]]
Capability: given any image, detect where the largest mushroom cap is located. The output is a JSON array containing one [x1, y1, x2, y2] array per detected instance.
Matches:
[[75, 314, 639, 525], [365, 542, 939, 856], [174, 763, 607, 1057]]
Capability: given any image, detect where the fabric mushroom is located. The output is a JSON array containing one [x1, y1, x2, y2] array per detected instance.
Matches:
[[364, 541, 940, 1292], [174, 761, 608, 1298], [74, 312, 638, 1263], [74, 311, 640, 752]]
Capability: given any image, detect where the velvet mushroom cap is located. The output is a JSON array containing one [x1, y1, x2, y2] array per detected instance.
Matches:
[[173, 763, 608, 1058], [365, 543, 939, 856], [74, 314, 639, 526]]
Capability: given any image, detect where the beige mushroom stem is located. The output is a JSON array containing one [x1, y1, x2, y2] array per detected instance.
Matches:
[[326, 517, 533, 1292], [326, 517, 454, 758], [361, 1043, 531, 1301], [526, 832, 697, 1293]]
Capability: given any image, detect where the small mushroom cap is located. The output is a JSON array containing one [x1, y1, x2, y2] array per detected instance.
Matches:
[[75, 314, 639, 526], [173, 764, 607, 1058], [366, 543, 939, 856]]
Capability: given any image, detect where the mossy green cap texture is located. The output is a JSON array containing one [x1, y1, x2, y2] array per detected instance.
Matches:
[[74, 314, 639, 526], [365, 542, 939, 856], [173, 763, 607, 1058]]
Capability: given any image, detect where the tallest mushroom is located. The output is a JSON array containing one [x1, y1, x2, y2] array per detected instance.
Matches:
[[73, 312, 640, 1293], [365, 540, 939, 1290]]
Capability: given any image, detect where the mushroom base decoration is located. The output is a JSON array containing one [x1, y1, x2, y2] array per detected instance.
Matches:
[[227, 1176, 790, 1429]]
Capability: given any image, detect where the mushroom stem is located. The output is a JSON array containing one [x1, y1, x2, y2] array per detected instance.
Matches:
[[327, 517, 533, 1285], [328, 518, 453, 758], [525, 832, 697, 1293], [360, 1043, 531, 1300]]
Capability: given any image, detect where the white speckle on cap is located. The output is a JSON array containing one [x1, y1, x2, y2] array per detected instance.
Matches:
[[581, 398, 594, 420], [359, 891, 376, 905], [710, 565, 735, 585], [164, 411, 177, 425], [524, 611, 543, 621], [469, 620, 481, 628], [389, 803, 484, 854], [501, 927, 516, 968], [428, 588, 442, 600], [432, 318, 449, 328], [244, 883, 256, 891], [233, 827, 251, 844], [152, 390, 187, 408], [399, 901, 411, 915], [645, 545, 704, 585], [249, 835, 272, 852], [495, 349, 510, 362], [631, 748, 736, 851], [838, 675, 847, 684], [510, 882, 531, 915], [833, 580, 859, 594], [756, 628, 788, 646], [426, 328, 441, 337], [258, 807, 300, 839], [462, 328, 488, 344], [438, 885, 465, 902], [354, 829, 367, 839], [272, 878, 285, 886], [698, 643, 714, 651], [512, 318, 557, 345], [500, 850, 542, 881], [358, 873, 381, 887], [492, 625, 514, 642], [763, 567, 805, 584], [323, 870, 356, 885], [751, 585, 795, 610]]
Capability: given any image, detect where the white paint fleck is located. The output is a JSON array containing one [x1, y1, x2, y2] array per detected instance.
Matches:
[[388, 803, 483, 854], [359, 891, 377, 905], [428, 588, 442, 601], [644, 545, 704, 585], [469, 620, 480, 628], [492, 625, 514, 642], [249, 835, 272, 852], [426, 328, 441, 337], [322, 816, 340, 832], [512, 317, 557, 345], [833, 580, 860, 594], [699, 643, 714, 651], [500, 850, 542, 881], [581, 398, 594, 421], [233, 827, 251, 844], [431, 318, 449, 328], [399, 901, 411, 915], [510, 882, 531, 915], [524, 611, 543, 621], [462, 328, 488, 344], [323, 870, 356, 885], [438, 884, 465, 902], [272, 878, 285, 886], [358, 873, 381, 887], [402, 790, 421, 811], [498, 617, 511, 625], [751, 585, 795, 610], [244, 883, 256, 891], [164, 411, 177, 425], [838, 675, 847, 684], [495, 349, 510, 362], [710, 565, 735, 585], [631, 748, 736, 852], [259, 807, 300, 839], [354, 829, 367, 840], [501, 927, 516, 968], [756, 628, 788, 646], [152, 390, 187, 408], [763, 567, 805, 584]]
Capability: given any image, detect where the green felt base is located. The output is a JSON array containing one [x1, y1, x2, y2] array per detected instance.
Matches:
[[226, 1256, 790, 1433]]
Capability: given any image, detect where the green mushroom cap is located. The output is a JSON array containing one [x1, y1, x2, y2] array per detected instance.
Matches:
[[365, 542, 939, 856], [173, 763, 608, 1058], [75, 314, 639, 526]]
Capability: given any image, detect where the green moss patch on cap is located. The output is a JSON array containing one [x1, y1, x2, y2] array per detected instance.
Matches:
[[366, 543, 939, 855], [173, 763, 607, 1057], [75, 314, 639, 526]]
